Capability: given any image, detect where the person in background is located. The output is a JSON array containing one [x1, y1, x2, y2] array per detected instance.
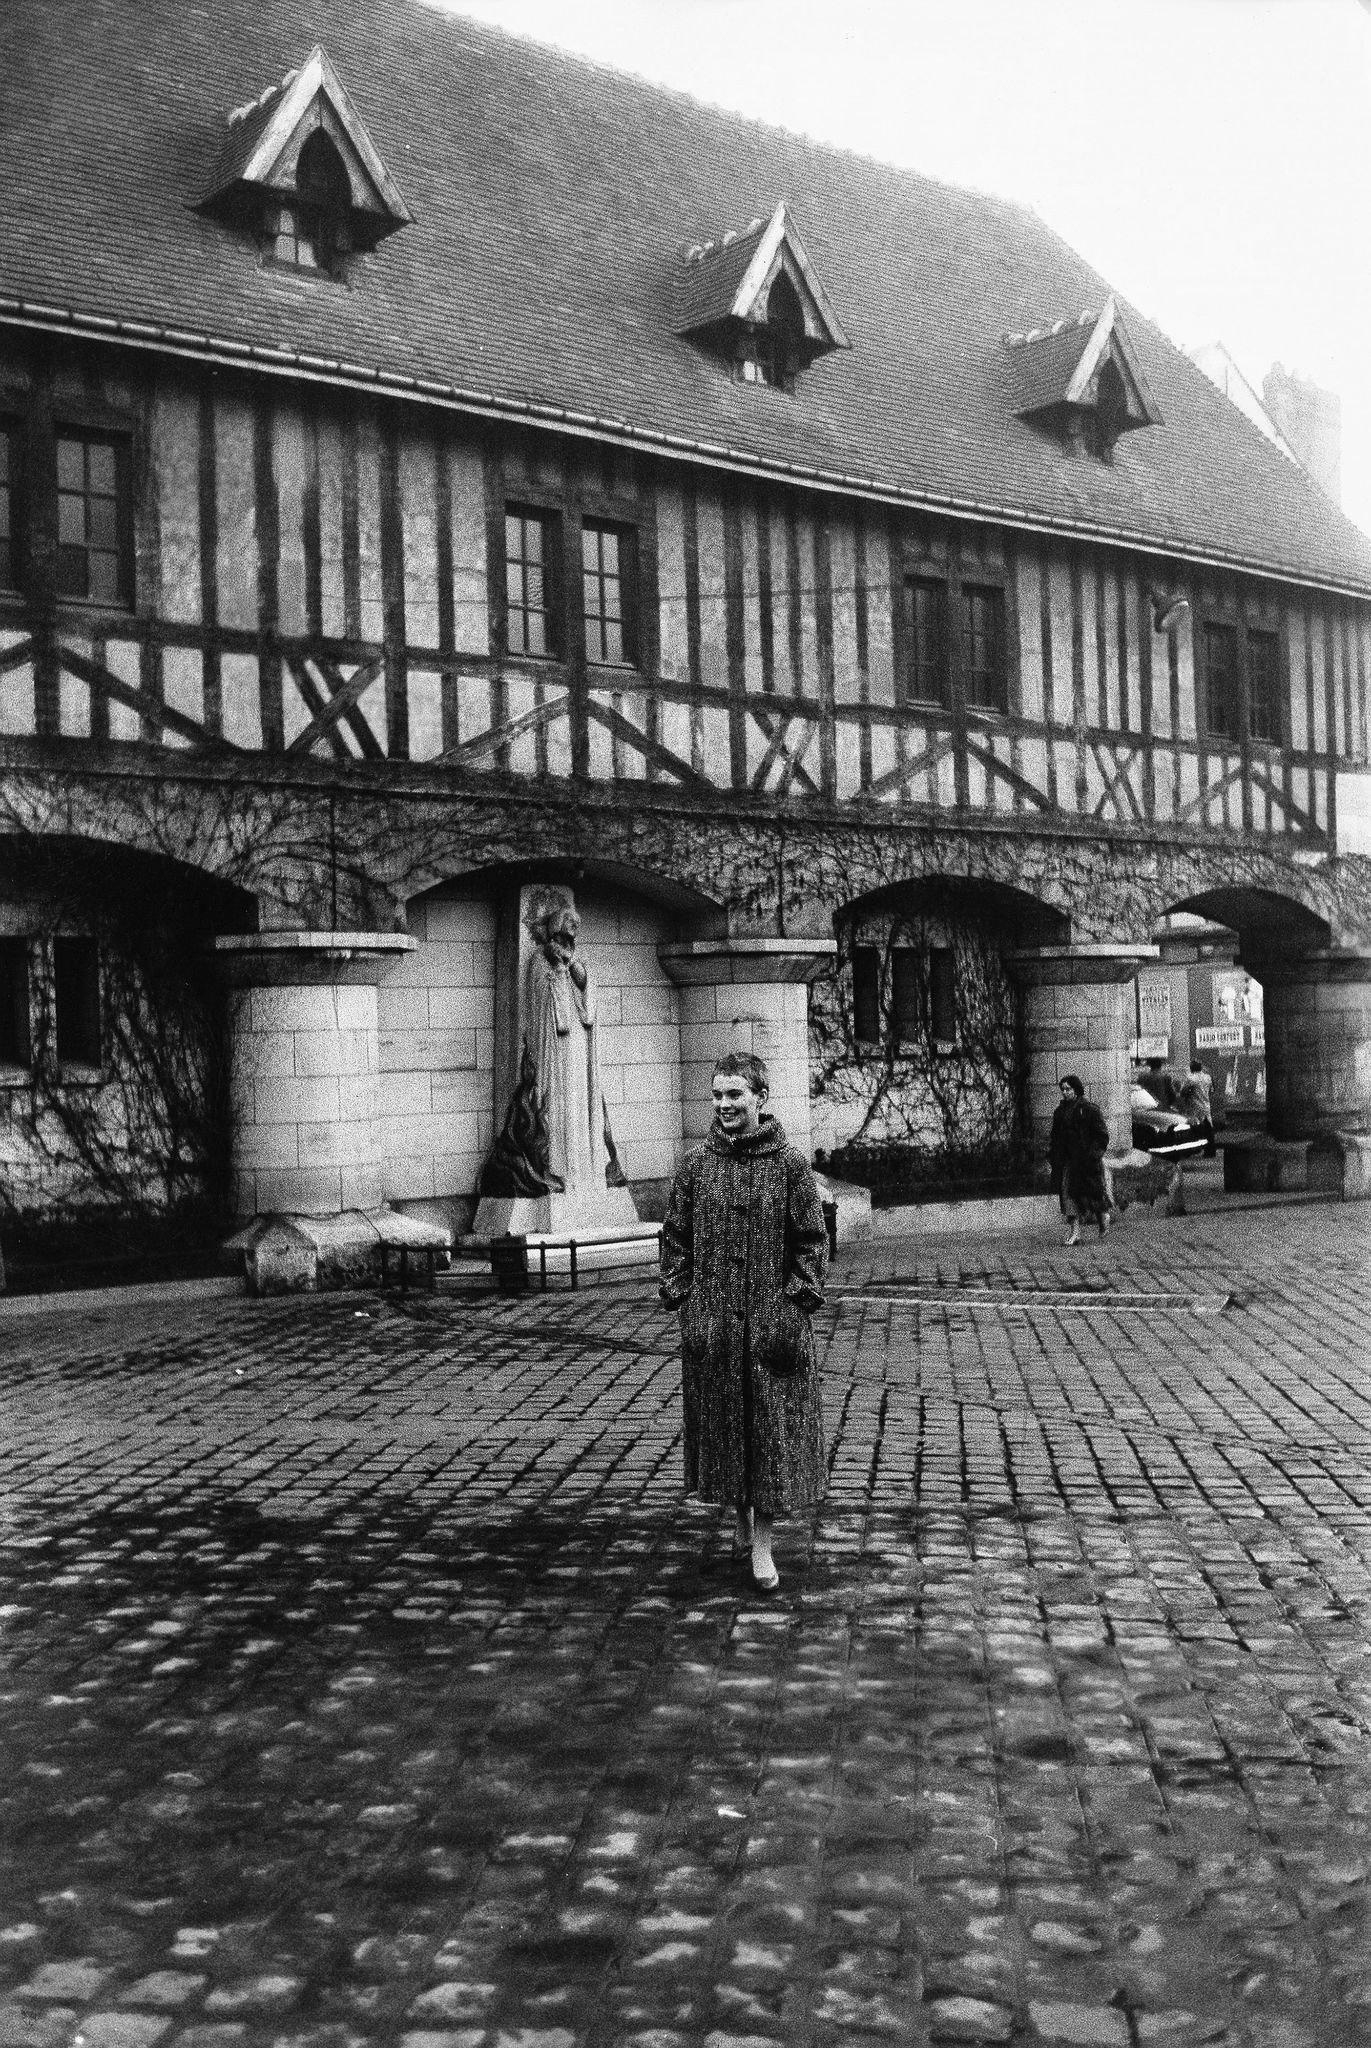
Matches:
[[1180, 1058, 1216, 1157], [1049, 1073, 1114, 1247], [659, 1051, 828, 1594], [1138, 1056, 1179, 1111]]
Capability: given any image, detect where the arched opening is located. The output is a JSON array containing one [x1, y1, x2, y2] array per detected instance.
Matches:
[[0, 837, 255, 1287], [383, 858, 716, 1233], [293, 129, 353, 273], [814, 877, 1065, 1201], [1145, 888, 1333, 1144]]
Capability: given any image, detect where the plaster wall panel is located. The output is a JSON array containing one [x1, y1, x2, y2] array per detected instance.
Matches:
[[317, 413, 348, 640], [1176, 617, 1198, 740], [866, 525, 896, 708], [768, 504, 794, 698], [655, 482, 689, 683], [220, 655, 262, 752], [407, 668, 444, 761], [214, 393, 258, 632], [163, 647, 204, 737], [830, 521, 860, 705], [1045, 557, 1074, 728], [741, 499, 764, 696], [356, 414, 385, 648], [274, 406, 309, 638], [399, 433, 440, 652], [449, 442, 490, 657], [152, 382, 202, 626], [695, 489, 729, 691], [796, 512, 819, 697], [1016, 553, 1045, 723]]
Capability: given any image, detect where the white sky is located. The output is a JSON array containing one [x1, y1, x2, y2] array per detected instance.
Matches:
[[430, 0, 1371, 533]]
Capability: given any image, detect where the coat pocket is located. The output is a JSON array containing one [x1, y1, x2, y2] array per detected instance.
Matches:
[[755, 1297, 811, 1379]]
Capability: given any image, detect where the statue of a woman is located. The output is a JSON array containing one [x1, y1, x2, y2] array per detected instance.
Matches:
[[523, 888, 611, 1195], [478, 883, 625, 1204]]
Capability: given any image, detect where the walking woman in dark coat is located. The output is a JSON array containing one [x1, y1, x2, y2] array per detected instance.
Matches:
[[1048, 1073, 1113, 1246], [659, 1051, 828, 1592]]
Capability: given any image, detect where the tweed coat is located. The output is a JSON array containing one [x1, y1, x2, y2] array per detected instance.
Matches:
[[659, 1114, 828, 1516]]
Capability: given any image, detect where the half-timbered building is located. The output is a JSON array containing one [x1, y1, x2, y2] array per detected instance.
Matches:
[[3, 0, 1370, 1258]]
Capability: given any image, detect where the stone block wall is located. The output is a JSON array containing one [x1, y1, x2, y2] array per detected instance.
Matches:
[[379, 880, 684, 1205], [379, 887, 498, 1203], [229, 982, 383, 1216], [678, 979, 812, 1151], [555, 887, 684, 1190]]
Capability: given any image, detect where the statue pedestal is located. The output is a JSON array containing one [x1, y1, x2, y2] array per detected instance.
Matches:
[[473, 1186, 639, 1238]]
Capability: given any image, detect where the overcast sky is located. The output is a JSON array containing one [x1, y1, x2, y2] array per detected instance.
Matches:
[[429, 0, 1371, 535]]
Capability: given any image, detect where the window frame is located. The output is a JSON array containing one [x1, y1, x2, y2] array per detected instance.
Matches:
[[52, 425, 135, 613], [959, 580, 1009, 716], [53, 934, 102, 1071], [0, 936, 32, 1074], [503, 502, 564, 662], [851, 944, 881, 1046], [929, 944, 957, 1051], [1245, 625, 1283, 749], [0, 415, 20, 599], [1200, 619, 1242, 746], [898, 558, 1011, 718], [580, 517, 639, 670], [1199, 614, 1286, 750]]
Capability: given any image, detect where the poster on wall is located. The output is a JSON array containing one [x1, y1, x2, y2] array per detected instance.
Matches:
[[1134, 973, 1172, 1055]]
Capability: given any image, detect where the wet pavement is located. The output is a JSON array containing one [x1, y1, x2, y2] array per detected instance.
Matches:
[[1, 1194, 1370, 2048]]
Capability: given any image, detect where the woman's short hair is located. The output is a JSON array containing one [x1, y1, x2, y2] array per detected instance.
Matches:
[[1059, 1073, 1085, 1098], [713, 1050, 770, 1096]]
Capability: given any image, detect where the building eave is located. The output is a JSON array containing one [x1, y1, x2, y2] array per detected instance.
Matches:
[[4, 295, 1369, 603]]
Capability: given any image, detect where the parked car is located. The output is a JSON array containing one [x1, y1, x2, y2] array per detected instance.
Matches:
[[1130, 1085, 1209, 1158]]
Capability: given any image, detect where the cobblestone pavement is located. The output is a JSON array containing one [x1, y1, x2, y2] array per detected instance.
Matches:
[[1, 1197, 1370, 2048]]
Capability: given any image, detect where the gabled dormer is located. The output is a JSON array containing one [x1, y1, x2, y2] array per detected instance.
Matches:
[[198, 45, 411, 278], [1005, 297, 1161, 461], [676, 203, 850, 391]]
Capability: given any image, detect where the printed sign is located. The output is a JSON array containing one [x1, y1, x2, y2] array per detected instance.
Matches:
[[1130, 1036, 1170, 1060], [1195, 1024, 1245, 1052], [1136, 974, 1173, 1037]]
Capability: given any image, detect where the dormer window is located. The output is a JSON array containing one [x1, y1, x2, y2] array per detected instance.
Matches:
[[1005, 296, 1161, 461], [199, 45, 411, 280], [271, 130, 353, 272], [677, 203, 850, 393]]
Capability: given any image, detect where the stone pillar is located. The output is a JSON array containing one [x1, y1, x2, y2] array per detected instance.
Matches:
[[658, 937, 838, 1159], [1257, 952, 1371, 1139], [213, 932, 416, 1219], [1008, 944, 1159, 1156]]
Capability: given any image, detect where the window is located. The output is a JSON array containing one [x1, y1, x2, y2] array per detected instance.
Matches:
[[582, 521, 637, 667], [961, 583, 1006, 713], [505, 507, 561, 658], [738, 272, 808, 390], [0, 424, 15, 592], [265, 132, 354, 274], [852, 945, 881, 1044], [891, 948, 920, 1043], [55, 432, 131, 607], [0, 939, 30, 1068], [899, 570, 1008, 714], [905, 577, 948, 707], [930, 946, 957, 1049], [1247, 629, 1281, 746], [54, 937, 100, 1067], [1201, 623, 1241, 744]]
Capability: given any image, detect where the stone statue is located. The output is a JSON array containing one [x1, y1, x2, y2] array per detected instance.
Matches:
[[476, 883, 636, 1236]]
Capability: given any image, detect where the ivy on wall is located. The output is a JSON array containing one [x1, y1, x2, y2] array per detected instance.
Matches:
[[0, 842, 242, 1250], [810, 883, 1029, 1199]]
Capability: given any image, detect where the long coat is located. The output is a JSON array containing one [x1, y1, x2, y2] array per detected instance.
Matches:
[[659, 1114, 828, 1517], [1049, 1095, 1111, 1222]]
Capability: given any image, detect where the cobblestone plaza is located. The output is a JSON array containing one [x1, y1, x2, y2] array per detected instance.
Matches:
[[1, 1196, 1369, 2047]]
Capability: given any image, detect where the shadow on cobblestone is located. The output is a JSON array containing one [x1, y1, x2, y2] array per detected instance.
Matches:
[[3, 1202, 1371, 2046]]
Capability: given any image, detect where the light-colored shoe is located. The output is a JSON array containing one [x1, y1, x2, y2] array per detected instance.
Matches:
[[1063, 1229, 1080, 1246], [750, 1559, 780, 1592]]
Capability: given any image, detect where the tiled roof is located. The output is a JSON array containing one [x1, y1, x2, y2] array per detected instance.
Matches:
[[1003, 316, 1097, 415], [675, 220, 767, 334], [4, 0, 1370, 595]]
